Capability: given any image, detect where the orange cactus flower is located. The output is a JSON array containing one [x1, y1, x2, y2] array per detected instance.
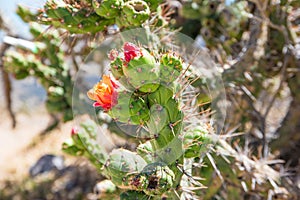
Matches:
[[87, 75, 118, 110]]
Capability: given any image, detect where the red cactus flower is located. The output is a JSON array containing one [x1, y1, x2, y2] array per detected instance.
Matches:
[[123, 42, 142, 62], [71, 127, 79, 136], [87, 75, 118, 111]]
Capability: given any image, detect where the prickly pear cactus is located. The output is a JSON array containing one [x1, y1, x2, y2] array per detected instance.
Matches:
[[62, 121, 108, 169], [179, 0, 249, 57], [62, 41, 215, 198], [32, 0, 168, 35], [3, 22, 74, 122]]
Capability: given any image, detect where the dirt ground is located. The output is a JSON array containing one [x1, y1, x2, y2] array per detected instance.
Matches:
[[0, 106, 73, 181]]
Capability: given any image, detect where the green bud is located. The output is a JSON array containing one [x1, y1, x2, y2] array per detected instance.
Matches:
[[183, 125, 211, 158], [94, 180, 117, 194], [62, 138, 84, 156], [160, 53, 183, 84]]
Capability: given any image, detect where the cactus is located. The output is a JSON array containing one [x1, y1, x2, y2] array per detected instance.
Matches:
[[64, 41, 216, 198], [179, 0, 249, 56], [80, 42, 206, 198], [62, 121, 108, 169], [109, 91, 150, 125], [92, 0, 123, 19], [120, 190, 150, 200], [3, 22, 74, 122], [183, 124, 211, 158], [32, 0, 167, 35], [104, 148, 147, 188], [159, 53, 183, 84], [118, 0, 150, 27], [41, 0, 114, 34]]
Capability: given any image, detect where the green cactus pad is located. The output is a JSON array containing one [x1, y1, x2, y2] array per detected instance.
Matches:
[[43, 0, 114, 34], [137, 141, 155, 163], [123, 49, 159, 93], [110, 57, 124, 80], [92, 0, 123, 19], [104, 149, 147, 188], [147, 85, 173, 107], [62, 121, 108, 168], [110, 91, 150, 125]]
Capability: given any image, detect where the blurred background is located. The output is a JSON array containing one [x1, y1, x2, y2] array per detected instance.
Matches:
[[0, 0, 299, 199]]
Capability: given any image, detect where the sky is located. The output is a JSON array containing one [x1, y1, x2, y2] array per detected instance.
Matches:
[[0, 0, 46, 39], [0, 0, 47, 109]]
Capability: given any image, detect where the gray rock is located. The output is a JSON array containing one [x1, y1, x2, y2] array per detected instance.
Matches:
[[29, 154, 64, 177]]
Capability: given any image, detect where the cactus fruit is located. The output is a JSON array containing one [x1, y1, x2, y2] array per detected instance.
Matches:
[[119, 0, 150, 27], [92, 0, 123, 19]]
